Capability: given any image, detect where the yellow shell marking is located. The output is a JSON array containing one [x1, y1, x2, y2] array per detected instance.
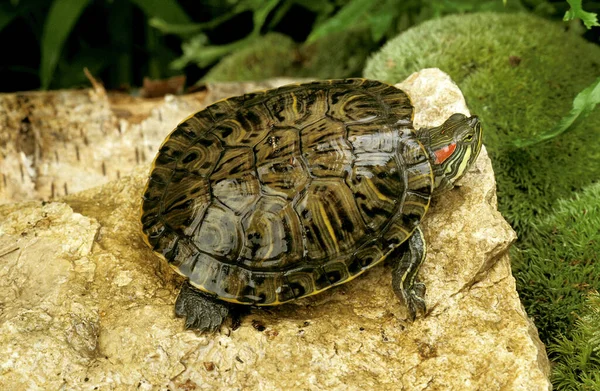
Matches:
[[365, 177, 392, 202], [318, 202, 340, 255], [292, 94, 299, 115]]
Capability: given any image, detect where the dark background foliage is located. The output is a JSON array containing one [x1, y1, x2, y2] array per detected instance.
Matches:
[[0, 0, 598, 92]]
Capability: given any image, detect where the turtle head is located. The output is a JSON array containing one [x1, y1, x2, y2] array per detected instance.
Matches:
[[417, 113, 482, 195]]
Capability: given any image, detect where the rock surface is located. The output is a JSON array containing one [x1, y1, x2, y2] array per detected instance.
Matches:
[[0, 69, 551, 390]]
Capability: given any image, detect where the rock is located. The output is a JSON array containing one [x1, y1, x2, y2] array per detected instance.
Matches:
[[0, 69, 551, 390]]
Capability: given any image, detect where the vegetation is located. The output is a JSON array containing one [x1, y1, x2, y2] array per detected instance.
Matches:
[[201, 28, 378, 81], [550, 292, 600, 390], [515, 183, 600, 389], [1, 0, 595, 91], [1, 1, 600, 389]]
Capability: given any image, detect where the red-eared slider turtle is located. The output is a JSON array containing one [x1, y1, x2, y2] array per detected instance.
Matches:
[[141, 79, 482, 331]]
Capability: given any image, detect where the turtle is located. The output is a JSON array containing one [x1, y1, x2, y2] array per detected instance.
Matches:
[[140, 78, 483, 332]]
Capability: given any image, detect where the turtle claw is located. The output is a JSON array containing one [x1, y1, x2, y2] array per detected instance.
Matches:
[[405, 282, 427, 321], [175, 282, 229, 332], [391, 227, 428, 322], [394, 280, 427, 321]]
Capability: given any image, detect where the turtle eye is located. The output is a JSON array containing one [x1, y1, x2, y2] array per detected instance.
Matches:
[[464, 134, 474, 142]]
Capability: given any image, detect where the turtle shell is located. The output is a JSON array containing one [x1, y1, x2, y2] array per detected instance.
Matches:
[[141, 79, 433, 305]]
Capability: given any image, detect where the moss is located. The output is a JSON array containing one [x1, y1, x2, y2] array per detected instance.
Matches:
[[549, 292, 600, 390], [202, 33, 298, 82], [203, 29, 378, 82], [364, 12, 600, 236], [512, 183, 600, 342], [297, 27, 377, 79]]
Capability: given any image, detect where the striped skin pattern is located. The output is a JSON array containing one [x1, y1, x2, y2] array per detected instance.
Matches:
[[416, 113, 483, 195], [141, 79, 433, 305]]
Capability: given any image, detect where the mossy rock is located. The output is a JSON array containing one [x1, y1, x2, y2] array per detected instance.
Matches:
[[204, 29, 377, 82], [511, 182, 600, 387], [298, 27, 377, 79], [549, 292, 600, 389], [364, 12, 600, 236], [512, 182, 600, 342], [202, 33, 298, 82]]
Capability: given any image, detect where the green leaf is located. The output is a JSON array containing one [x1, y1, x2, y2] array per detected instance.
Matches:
[[514, 77, 600, 148], [369, 11, 395, 41], [150, 17, 233, 36], [367, 0, 403, 42], [268, 0, 336, 29], [40, 0, 91, 90], [294, 0, 336, 15], [129, 0, 191, 24], [151, 0, 278, 37], [251, 0, 280, 34], [267, 1, 293, 29], [306, 0, 375, 43], [149, 3, 247, 36], [149, 18, 205, 35], [563, 0, 600, 29], [165, 0, 281, 69], [171, 35, 258, 69], [0, 3, 19, 32], [1, 1, 48, 33]]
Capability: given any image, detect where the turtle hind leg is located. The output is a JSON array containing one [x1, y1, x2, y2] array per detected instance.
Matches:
[[391, 226, 427, 321], [175, 282, 229, 332]]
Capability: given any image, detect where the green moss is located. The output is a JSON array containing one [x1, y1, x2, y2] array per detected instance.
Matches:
[[203, 29, 378, 82], [202, 33, 298, 82], [549, 292, 600, 390], [364, 12, 600, 236], [298, 27, 377, 79], [499, 154, 600, 391], [512, 183, 600, 342]]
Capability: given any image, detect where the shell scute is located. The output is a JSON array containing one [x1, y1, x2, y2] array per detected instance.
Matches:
[[193, 202, 241, 259], [161, 175, 210, 231], [265, 87, 329, 127], [254, 127, 309, 198], [209, 147, 254, 183], [327, 88, 382, 123], [177, 134, 224, 177], [300, 117, 353, 178], [212, 107, 269, 147], [212, 171, 261, 215], [240, 196, 304, 269], [294, 178, 368, 261]]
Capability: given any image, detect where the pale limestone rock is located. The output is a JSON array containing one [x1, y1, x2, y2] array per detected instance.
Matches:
[[0, 69, 551, 390]]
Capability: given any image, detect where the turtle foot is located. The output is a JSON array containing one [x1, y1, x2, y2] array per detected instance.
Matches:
[[403, 281, 427, 321], [391, 226, 428, 321], [175, 282, 229, 332]]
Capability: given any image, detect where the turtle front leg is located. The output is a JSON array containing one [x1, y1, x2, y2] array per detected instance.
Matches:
[[175, 282, 229, 331], [391, 226, 427, 321]]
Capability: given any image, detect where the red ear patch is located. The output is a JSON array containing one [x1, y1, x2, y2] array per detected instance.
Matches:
[[434, 143, 457, 164]]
